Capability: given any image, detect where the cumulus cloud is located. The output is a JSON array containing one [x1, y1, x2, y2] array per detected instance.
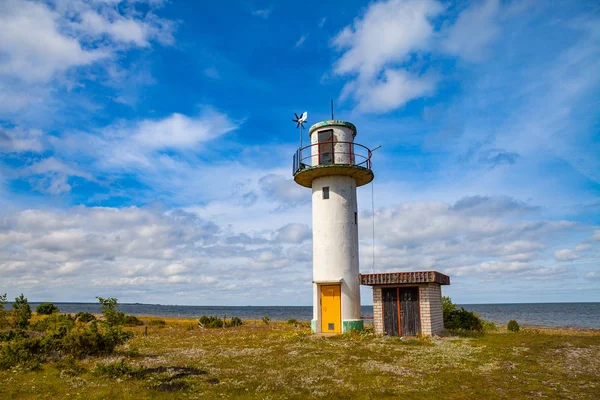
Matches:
[[361, 196, 581, 281], [0, 127, 44, 153], [586, 271, 599, 281], [0, 193, 596, 303], [0, 206, 312, 303], [0, 0, 107, 83], [554, 249, 580, 262], [276, 223, 311, 244], [331, 0, 508, 113], [332, 0, 443, 113], [442, 0, 501, 61], [258, 174, 307, 206], [0, 0, 173, 83]]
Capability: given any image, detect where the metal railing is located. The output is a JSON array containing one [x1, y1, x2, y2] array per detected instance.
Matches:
[[293, 140, 372, 175]]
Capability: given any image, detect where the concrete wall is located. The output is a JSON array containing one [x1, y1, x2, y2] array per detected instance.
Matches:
[[371, 283, 444, 336], [311, 174, 360, 331], [310, 125, 355, 165]]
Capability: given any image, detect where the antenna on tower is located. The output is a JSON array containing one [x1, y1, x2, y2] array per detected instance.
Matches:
[[331, 99, 334, 120], [292, 111, 308, 148]]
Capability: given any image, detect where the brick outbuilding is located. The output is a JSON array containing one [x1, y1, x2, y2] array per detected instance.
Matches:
[[360, 271, 450, 336]]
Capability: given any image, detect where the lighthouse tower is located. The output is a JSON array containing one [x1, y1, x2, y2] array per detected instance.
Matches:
[[293, 120, 374, 333]]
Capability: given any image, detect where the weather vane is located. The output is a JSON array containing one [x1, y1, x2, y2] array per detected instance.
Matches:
[[293, 111, 308, 148]]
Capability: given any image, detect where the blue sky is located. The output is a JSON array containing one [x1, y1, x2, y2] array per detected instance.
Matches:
[[0, 0, 598, 305]]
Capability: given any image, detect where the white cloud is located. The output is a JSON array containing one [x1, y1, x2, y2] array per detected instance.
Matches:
[[295, 35, 307, 48], [554, 249, 580, 261], [361, 196, 583, 281], [332, 0, 443, 79], [0, 0, 176, 115], [0, 127, 44, 153], [0, 0, 107, 83], [574, 243, 591, 252], [252, 8, 272, 19], [319, 17, 327, 28], [77, 9, 174, 47], [347, 68, 436, 113], [0, 193, 596, 303], [276, 223, 311, 244], [586, 271, 599, 281], [204, 67, 220, 79], [442, 0, 501, 61], [330, 0, 507, 113], [331, 0, 443, 113], [0, 206, 313, 303]]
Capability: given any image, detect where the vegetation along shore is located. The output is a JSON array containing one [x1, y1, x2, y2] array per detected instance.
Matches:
[[0, 295, 599, 399]]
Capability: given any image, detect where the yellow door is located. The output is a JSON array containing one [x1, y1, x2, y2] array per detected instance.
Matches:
[[320, 285, 341, 333]]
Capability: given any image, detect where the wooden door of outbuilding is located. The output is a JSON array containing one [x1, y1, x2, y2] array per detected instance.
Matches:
[[400, 287, 421, 336], [382, 288, 399, 336], [382, 287, 421, 336]]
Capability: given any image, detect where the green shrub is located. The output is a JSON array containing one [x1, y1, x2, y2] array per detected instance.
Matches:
[[36, 303, 60, 315], [123, 315, 144, 326], [443, 297, 483, 331], [61, 323, 133, 358], [507, 320, 520, 332], [198, 315, 223, 328], [96, 297, 125, 326], [0, 336, 46, 370], [227, 316, 243, 327], [0, 330, 28, 342], [11, 294, 32, 329], [262, 315, 271, 325], [75, 312, 96, 323], [0, 294, 8, 329], [94, 359, 143, 378], [287, 318, 298, 325], [483, 320, 498, 332], [148, 319, 166, 327], [31, 314, 75, 332]]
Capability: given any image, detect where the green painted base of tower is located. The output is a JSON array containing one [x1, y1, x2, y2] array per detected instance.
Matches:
[[311, 319, 317, 333], [342, 319, 364, 333]]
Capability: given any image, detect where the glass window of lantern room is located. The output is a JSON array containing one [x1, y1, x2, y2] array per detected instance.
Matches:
[[317, 129, 334, 165]]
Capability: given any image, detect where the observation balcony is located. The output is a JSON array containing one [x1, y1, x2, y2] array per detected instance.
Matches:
[[292, 140, 374, 188]]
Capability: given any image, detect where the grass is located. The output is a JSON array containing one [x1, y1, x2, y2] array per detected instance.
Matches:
[[1, 316, 599, 399]]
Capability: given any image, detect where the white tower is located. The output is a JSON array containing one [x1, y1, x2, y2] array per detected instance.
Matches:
[[293, 120, 374, 333]]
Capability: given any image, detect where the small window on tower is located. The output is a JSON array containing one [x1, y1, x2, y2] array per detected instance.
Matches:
[[355, 212, 357, 224], [323, 187, 330, 199]]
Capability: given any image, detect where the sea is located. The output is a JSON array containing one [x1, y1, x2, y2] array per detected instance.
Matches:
[[29, 302, 600, 329]]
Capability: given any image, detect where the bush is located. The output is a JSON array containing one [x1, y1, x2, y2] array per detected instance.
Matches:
[[227, 316, 243, 327], [507, 320, 520, 332], [31, 314, 75, 332], [262, 316, 271, 325], [75, 312, 96, 323], [36, 303, 60, 315], [198, 315, 223, 328], [123, 315, 144, 326], [0, 294, 8, 329], [11, 294, 32, 329], [443, 297, 483, 331], [148, 319, 166, 327], [287, 318, 298, 326], [61, 323, 133, 358], [483, 320, 498, 332], [96, 297, 125, 326]]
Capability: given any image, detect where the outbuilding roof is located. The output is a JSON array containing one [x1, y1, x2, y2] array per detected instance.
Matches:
[[359, 271, 450, 286]]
